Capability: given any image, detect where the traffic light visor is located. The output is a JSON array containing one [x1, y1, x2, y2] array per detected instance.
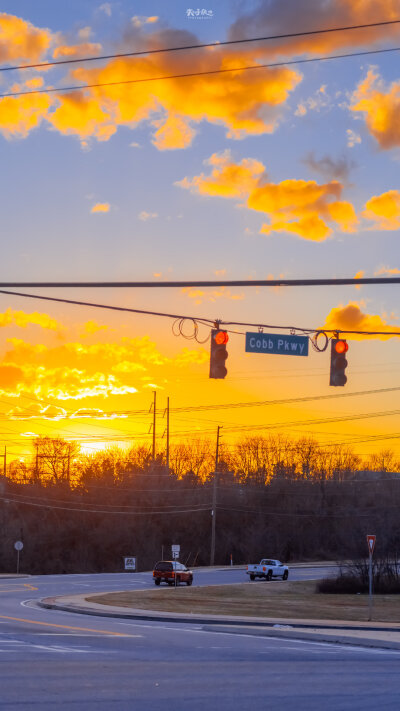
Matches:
[[214, 330, 229, 345], [334, 340, 348, 354]]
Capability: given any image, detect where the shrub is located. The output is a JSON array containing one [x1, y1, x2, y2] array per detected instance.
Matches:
[[317, 558, 400, 594]]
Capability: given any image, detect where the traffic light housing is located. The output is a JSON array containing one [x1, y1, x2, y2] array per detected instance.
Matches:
[[209, 329, 228, 379], [330, 338, 348, 386]]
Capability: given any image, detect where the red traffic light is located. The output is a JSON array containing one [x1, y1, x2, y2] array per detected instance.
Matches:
[[334, 340, 348, 354], [214, 330, 229, 345]]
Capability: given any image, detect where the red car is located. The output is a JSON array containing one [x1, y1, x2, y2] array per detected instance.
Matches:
[[153, 560, 193, 586]]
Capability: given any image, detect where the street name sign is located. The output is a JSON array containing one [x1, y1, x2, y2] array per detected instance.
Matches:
[[245, 332, 309, 357], [367, 535, 376, 555]]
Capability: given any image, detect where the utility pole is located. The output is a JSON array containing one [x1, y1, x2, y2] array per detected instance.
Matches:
[[149, 391, 157, 461], [210, 425, 221, 567], [166, 397, 170, 471], [0, 447, 5, 494]]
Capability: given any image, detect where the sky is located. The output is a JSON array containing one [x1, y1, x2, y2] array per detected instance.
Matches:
[[0, 0, 400, 465]]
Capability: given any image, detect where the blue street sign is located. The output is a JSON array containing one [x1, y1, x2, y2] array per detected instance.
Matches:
[[245, 332, 309, 356]]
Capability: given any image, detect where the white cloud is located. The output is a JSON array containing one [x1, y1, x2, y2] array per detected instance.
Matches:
[[99, 3, 112, 16], [138, 211, 158, 221], [347, 129, 361, 148]]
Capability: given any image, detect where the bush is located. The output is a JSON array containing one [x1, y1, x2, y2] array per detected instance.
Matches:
[[317, 558, 400, 594]]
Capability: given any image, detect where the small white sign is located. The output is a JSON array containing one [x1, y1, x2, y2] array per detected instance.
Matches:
[[172, 551, 179, 559], [171, 544, 180, 553], [124, 557, 136, 571], [14, 541, 23, 551]]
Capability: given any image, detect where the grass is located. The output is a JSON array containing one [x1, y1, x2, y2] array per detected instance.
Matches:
[[86, 579, 400, 623]]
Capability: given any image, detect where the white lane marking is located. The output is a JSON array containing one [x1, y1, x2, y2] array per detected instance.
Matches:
[[114, 622, 400, 656]]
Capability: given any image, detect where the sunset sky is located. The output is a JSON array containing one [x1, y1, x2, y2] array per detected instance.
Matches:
[[1, 0, 400, 465]]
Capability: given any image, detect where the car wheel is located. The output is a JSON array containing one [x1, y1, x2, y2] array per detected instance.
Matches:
[[168, 580, 173, 586], [249, 574, 255, 581], [154, 578, 161, 586], [266, 570, 272, 581], [282, 571, 288, 580], [186, 577, 193, 586], [176, 576, 180, 586]]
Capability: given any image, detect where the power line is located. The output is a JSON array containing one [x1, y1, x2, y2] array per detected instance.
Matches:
[[1, 45, 400, 100], [0, 495, 211, 515], [2, 18, 400, 73], [0, 278, 399, 287], [4, 385, 398, 422], [1, 288, 400, 337]]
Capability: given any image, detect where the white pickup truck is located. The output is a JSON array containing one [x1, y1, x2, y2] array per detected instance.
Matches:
[[246, 559, 289, 581]]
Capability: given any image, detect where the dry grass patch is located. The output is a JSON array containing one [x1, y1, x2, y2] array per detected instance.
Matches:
[[87, 580, 400, 623]]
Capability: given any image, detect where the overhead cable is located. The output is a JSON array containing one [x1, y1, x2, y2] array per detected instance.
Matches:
[[1, 18, 400, 73], [0, 288, 400, 338], [1, 46, 400, 99]]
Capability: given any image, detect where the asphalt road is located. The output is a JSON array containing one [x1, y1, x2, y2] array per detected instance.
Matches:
[[0, 566, 399, 710]]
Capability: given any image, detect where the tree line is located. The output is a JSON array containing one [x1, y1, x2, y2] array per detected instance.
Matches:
[[0, 435, 399, 574]]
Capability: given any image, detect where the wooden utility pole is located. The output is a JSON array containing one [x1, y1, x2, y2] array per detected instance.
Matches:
[[166, 397, 170, 471], [210, 426, 221, 566], [150, 390, 157, 461]]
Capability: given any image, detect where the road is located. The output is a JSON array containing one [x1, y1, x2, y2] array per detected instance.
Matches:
[[0, 566, 399, 710]]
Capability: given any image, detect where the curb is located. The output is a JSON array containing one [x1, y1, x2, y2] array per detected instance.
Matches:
[[37, 597, 400, 652], [37, 597, 400, 632], [204, 625, 400, 651]]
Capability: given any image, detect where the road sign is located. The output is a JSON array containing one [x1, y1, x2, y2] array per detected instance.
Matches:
[[171, 544, 180, 553], [14, 541, 23, 551], [245, 332, 309, 357], [172, 551, 179, 559], [124, 557, 136, 571], [367, 535, 376, 555]]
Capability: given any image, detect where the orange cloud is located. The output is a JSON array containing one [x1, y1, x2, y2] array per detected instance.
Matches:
[[49, 93, 116, 142], [351, 70, 400, 150], [322, 301, 400, 340], [53, 42, 101, 59], [0, 308, 61, 331], [14, 19, 298, 148], [131, 16, 159, 28], [179, 151, 358, 241], [181, 286, 245, 304], [229, 1, 400, 59], [354, 270, 364, 290], [81, 320, 108, 335], [0, 12, 52, 62], [178, 151, 265, 198], [0, 334, 207, 401], [0, 92, 53, 139], [374, 266, 400, 275], [363, 190, 400, 230], [91, 202, 110, 213]]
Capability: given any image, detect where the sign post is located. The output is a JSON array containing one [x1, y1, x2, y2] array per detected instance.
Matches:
[[171, 545, 180, 588], [14, 540, 23, 574], [367, 535, 376, 621]]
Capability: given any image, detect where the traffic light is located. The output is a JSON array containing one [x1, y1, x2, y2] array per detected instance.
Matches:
[[209, 329, 228, 379], [329, 338, 348, 386]]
